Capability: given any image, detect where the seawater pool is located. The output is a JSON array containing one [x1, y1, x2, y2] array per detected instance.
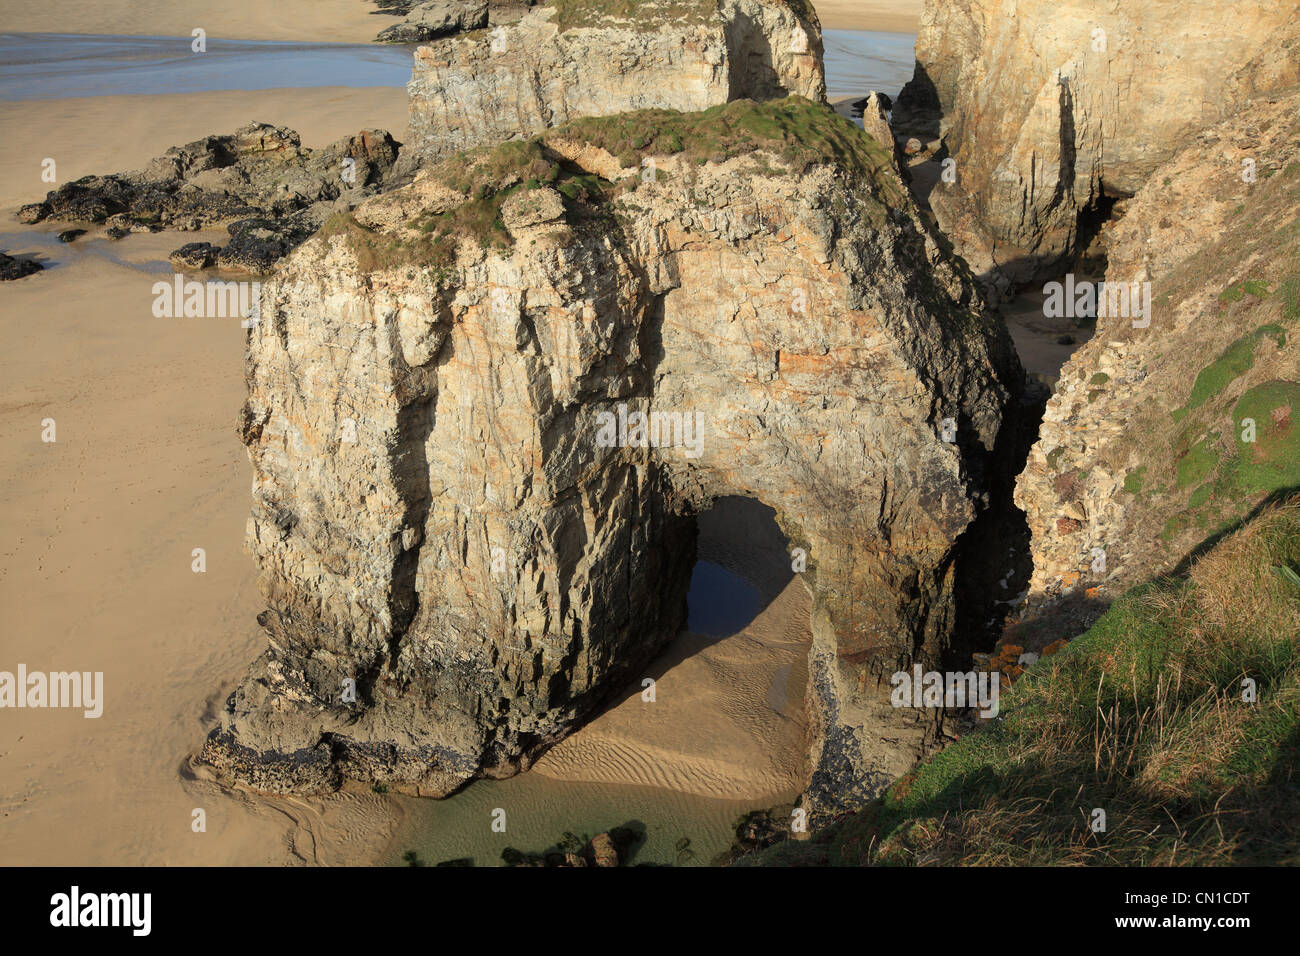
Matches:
[[386, 773, 768, 867]]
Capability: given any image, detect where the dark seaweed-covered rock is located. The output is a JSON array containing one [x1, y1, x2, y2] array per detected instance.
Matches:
[[498, 826, 641, 867], [0, 252, 42, 280], [376, 0, 488, 41], [169, 241, 219, 270], [19, 123, 399, 274], [374, 0, 534, 41], [56, 229, 85, 243]]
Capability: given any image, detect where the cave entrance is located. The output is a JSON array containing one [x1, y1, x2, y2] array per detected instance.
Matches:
[[686, 496, 794, 639], [530, 495, 814, 803]]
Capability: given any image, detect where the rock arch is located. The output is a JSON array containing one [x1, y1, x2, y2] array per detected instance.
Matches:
[[202, 102, 1020, 817]]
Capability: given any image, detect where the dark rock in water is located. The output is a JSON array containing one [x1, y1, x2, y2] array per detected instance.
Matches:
[[169, 241, 219, 269], [367, 0, 420, 13], [56, 229, 85, 243], [500, 846, 543, 867], [217, 218, 303, 274], [0, 252, 42, 280], [376, 0, 488, 42], [434, 857, 473, 867], [589, 832, 619, 868], [19, 123, 399, 274], [499, 827, 638, 867], [711, 805, 798, 864]]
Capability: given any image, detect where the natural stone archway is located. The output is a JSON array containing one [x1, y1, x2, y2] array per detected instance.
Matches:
[[201, 99, 1021, 818], [528, 495, 814, 800]]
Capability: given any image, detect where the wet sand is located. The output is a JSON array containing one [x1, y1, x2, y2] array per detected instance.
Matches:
[[0, 227, 407, 864], [816, 0, 922, 34], [0, 0, 398, 44], [0, 0, 924, 43], [0, 86, 414, 865]]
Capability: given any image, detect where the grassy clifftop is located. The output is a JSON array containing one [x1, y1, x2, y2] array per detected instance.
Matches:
[[743, 498, 1300, 866], [546, 0, 819, 31], [318, 97, 903, 273]]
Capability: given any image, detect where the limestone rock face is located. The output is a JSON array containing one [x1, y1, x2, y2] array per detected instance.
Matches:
[[1013, 87, 1300, 626], [897, 0, 1300, 285], [399, 0, 825, 174], [201, 100, 1020, 818]]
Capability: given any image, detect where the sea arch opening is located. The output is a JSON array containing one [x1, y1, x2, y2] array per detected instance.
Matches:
[[529, 494, 814, 806]]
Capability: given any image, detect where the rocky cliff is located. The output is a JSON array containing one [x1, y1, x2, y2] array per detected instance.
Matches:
[[397, 0, 826, 176], [1012, 86, 1300, 630], [201, 98, 1021, 818], [896, 0, 1300, 287]]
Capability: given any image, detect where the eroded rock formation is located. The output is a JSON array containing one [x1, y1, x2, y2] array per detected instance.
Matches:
[[1012, 86, 1300, 629], [376, 0, 535, 42], [396, 0, 826, 176], [201, 99, 1021, 819], [18, 124, 398, 273], [896, 0, 1300, 287]]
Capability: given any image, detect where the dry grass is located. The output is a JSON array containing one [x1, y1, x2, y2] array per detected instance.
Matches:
[[746, 498, 1300, 867]]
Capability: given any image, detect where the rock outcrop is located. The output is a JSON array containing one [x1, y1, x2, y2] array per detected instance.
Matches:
[[376, 0, 489, 42], [396, 0, 825, 176], [200, 98, 1021, 820], [0, 252, 42, 280], [376, 0, 537, 42], [1012, 86, 1300, 632], [896, 0, 1300, 287], [18, 124, 398, 274]]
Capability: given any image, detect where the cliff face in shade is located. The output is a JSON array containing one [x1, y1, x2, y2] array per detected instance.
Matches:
[[1012, 86, 1300, 632], [398, 0, 826, 175], [896, 0, 1300, 287], [200, 99, 1021, 819]]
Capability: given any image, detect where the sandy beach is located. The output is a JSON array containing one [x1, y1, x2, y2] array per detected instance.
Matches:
[[0, 0, 923, 41], [0, 84, 412, 865], [0, 0, 396, 43], [0, 226, 406, 864], [816, 0, 922, 34]]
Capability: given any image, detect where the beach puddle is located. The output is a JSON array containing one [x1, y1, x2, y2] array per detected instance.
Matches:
[[387, 774, 761, 867]]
